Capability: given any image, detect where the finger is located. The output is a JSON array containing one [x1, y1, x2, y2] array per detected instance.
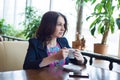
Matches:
[[62, 49, 69, 59], [63, 49, 69, 53], [63, 47, 67, 49], [74, 53, 79, 57], [75, 49, 80, 52]]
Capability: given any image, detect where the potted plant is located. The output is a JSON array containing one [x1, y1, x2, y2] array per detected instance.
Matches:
[[21, 6, 42, 39], [0, 19, 17, 36], [87, 0, 120, 54], [72, 0, 91, 50]]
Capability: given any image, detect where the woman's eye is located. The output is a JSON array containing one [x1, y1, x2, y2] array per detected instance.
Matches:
[[57, 23, 64, 26], [57, 23, 61, 26]]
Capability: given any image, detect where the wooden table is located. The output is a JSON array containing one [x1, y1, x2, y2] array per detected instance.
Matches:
[[0, 64, 120, 80]]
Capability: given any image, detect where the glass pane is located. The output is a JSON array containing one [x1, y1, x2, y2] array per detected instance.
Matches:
[[3, 0, 15, 24], [52, 0, 77, 45], [31, 0, 50, 12], [0, 0, 4, 18], [0, 0, 119, 56], [15, 0, 26, 30], [51, 0, 119, 56]]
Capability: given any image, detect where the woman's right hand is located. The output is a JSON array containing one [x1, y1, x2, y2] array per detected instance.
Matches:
[[54, 47, 69, 60]]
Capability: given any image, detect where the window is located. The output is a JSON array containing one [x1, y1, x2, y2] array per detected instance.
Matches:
[[0, 0, 120, 56]]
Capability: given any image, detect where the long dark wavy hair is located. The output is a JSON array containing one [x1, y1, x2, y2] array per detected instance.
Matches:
[[36, 11, 68, 44]]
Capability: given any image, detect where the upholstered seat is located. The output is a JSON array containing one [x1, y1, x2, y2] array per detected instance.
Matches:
[[0, 41, 28, 71]]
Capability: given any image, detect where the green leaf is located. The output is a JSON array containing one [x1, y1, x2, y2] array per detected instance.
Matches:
[[76, 0, 81, 6], [100, 26, 104, 35], [98, 23, 102, 34], [116, 18, 120, 29], [84, 0, 89, 2], [110, 17, 115, 33], [86, 16, 92, 20], [0, 19, 5, 28], [91, 0, 96, 4], [89, 19, 97, 29], [94, 3, 103, 13], [118, 0, 120, 8], [90, 25, 96, 36]]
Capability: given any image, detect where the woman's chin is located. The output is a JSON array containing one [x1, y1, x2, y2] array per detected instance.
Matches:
[[57, 35, 63, 38]]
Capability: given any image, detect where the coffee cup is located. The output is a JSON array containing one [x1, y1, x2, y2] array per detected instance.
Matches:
[[68, 48, 75, 59]]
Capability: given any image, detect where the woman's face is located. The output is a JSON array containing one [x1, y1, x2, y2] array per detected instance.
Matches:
[[52, 16, 65, 38]]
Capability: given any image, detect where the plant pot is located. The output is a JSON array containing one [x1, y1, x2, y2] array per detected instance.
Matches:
[[94, 43, 108, 54], [72, 41, 81, 50]]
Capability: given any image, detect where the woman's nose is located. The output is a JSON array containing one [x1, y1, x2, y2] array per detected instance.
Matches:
[[61, 25, 65, 31]]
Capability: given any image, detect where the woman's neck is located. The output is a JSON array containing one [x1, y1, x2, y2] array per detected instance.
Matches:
[[47, 38, 57, 48]]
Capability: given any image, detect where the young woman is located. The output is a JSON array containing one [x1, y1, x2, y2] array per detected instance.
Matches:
[[23, 11, 86, 69]]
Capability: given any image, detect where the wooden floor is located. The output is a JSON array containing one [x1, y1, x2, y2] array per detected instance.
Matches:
[[91, 59, 120, 73]]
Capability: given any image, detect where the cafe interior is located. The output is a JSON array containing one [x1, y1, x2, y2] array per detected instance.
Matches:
[[0, 0, 120, 80]]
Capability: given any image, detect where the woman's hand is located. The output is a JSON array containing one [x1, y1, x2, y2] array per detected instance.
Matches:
[[55, 47, 69, 60], [74, 49, 84, 63]]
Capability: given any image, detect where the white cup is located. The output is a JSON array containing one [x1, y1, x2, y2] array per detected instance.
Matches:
[[68, 48, 75, 59]]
